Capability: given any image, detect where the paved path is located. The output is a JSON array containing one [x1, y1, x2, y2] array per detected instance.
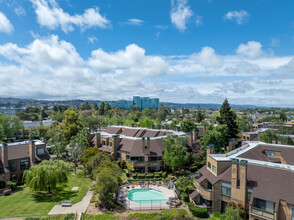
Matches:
[[48, 190, 93, 215]]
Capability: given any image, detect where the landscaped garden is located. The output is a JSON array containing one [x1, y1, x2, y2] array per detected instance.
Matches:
[[0, 170, 92, 219]]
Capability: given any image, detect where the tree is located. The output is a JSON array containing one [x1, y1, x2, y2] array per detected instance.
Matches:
[[280, 111, 287, 122], [85, 151, 112, 177], [201, 125, 228, 153], [260, 130, 277, 143], [132, 104, 140, 111], [104, 103, 111, 114], [196, 106, 205, 123], [80, 101, 91, 111], [0, 114, 23, 140], [163, 136, 189, 172], [94, 168, 119, 209], [80, 116, 101, 131], [62, 109, 83, 144], [23, 160, 70, 194], [92, 103, 98, 111], [175, 177, 194, 201], [98, 102, 105, 115], [217, 99, 238, 141], [69, 129, 90, 174], [139, 117, 154, 128], [82, 146, 100, 166], [181, 120, 196, 133], [48, 125, 65, 158]]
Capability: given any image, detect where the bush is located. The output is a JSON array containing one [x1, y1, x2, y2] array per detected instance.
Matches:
[[154, 174, 160, 178], [123, 169, 128, 174], [187, 202, 208, 218], [181, 192, 188, 202], [132, 173, 137, 178], [146, 174, 154, 178], [189, 165, 198, 172], [7, 180, 17, 190], [137, 174, 145, 179], [162, 171, 167, 178]]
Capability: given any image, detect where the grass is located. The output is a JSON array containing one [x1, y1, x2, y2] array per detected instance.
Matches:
[[82, 214, 118, 220], [25, 214, 75, 220], [0, 170, 92, 218]]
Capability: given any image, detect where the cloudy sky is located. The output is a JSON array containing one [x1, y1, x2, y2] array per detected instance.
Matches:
[[0, 0, 294, 106]]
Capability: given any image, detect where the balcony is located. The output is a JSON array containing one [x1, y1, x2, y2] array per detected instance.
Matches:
[[251, 206, 275, 220], [193, 177, 213, 201]]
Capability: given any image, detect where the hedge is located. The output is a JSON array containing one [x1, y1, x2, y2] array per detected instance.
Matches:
[[146, 174, 154, 178], [132, 174, 137, 178], [187, 202, 209, 218], [162, 171, 167, 178], [137, 174, 145, 179], [189, 166, 198, 172], [154, 174, 160, 178]]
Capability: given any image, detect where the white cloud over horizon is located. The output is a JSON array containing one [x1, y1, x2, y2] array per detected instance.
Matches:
[[0, 36, 293, 106], [170, 0, 194, 31], [0, 12, 14, 34], [30, 0, 111, 33], [224, 10, 250, 25]]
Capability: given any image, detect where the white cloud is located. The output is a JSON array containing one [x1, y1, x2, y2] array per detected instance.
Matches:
[[155, 25, 168, 30], [170, 0, 193, 31], [270, 38, 279, 47], [224, 10, 249, 25], [0, 36, 293, 106], [190, 47, 222, 67], [0, 12, 14, 34], [236, 41, 263, 58], [14, 6, 26, 16], [30, 0, 111, 33], [88, 36, 98, 44], [195, 15, 203, 26], [123, 19, 144, 26]]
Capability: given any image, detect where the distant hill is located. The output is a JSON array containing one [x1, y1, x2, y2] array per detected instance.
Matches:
[[0, 97, 284, 109]]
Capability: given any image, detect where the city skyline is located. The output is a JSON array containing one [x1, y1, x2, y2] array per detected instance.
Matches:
[[0, 0, 294, 106]]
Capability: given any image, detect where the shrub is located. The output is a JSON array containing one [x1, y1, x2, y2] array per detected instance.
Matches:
[[162, 171, 167, 178], [123, 169, 128, 174], [187, 202, 209, 218], [146, 174, 154, 178], [7, 180, 17, 190], [154, 174, 160, 178], [189, 165, 198, 172], [137, 174, 145, 179], [180, 192, 188, 202], [132, 173, 137, 178]]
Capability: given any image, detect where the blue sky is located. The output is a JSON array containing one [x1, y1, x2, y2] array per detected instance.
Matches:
[[0, 0, 294, 106]]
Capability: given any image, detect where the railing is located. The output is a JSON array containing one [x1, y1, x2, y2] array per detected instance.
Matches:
[[193, 177, 212, 200], [118, 199, 172, 210], [251, 206, 275, 220]]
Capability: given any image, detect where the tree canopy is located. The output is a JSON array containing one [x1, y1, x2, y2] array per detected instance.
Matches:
[[181, 119, 196, 133], [23, 160, 70, 193], [201, 125, 228, 153], [217, 99, 238, 141], [163, 136, 189, 172]]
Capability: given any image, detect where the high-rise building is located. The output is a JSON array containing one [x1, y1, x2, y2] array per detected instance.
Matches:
[[97, 96, 159, 109]]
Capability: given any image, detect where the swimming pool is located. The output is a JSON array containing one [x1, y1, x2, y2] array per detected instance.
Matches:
[[128, 189, 165, 204]]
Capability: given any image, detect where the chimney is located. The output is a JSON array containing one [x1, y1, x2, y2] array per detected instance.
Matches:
[[186, 133, 193, 147], [277, 138, 282, 145], [192, 129, 197, 142], [206, 144, 214, 155], [111, 135, 120, 160], [239, 160, 248, 205], [94, 133, 101, 147], [231, 158, 239, 189], [228, 138, 236, 151], [1, 143, 8, 168], [272, 138, 277, 144], [29, 140, 36, 165], [41, 137, 47, 144], [142, 137, 150, 154]]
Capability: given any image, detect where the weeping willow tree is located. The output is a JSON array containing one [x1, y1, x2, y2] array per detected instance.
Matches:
[[23, 159, 70, 193]]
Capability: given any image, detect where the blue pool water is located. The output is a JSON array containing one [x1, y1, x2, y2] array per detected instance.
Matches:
[[128, 189, 165, 204]]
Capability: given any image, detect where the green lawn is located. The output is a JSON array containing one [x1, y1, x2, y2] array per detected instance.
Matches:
[[128, 209, 192, 220], [0, 170, 92, 218], [82, 214, 118, 220]]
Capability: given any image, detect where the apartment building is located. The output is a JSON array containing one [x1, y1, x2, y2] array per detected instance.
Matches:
[[189, 141, 294, 220], [0, 140, 50, 194], [91, 126, 198, 173], [241, 128, 278, 142]]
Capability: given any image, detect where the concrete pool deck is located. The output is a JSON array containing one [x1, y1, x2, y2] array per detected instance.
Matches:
[[117, 185, 177, 210]]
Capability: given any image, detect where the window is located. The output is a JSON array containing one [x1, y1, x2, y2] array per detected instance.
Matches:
[[208, 162, 211, 169], [212, 165, 216, 173], [20, 159, 29, 170], [110, 142, 113, 147], [0, 166, 4, 174], [117, 151, 121, 160], [291, 207, 294, 220], [256, 198, 274, 212], [221, 182, 231, 197], [243, 136, 246, 140], [247, 189, 253, 202], [8, 161, 17, 172], [102, 141, 106, 145], [247, 137, 249, 140], [266, 151, 275, 157], [37, 148, 45, 155], [126, 154, 130, 161]]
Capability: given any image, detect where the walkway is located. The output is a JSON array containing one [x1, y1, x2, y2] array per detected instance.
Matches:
[[48, 190, 93, 215]]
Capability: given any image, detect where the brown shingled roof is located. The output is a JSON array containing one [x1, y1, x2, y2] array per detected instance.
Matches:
[[105, 127, 122, 134]]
